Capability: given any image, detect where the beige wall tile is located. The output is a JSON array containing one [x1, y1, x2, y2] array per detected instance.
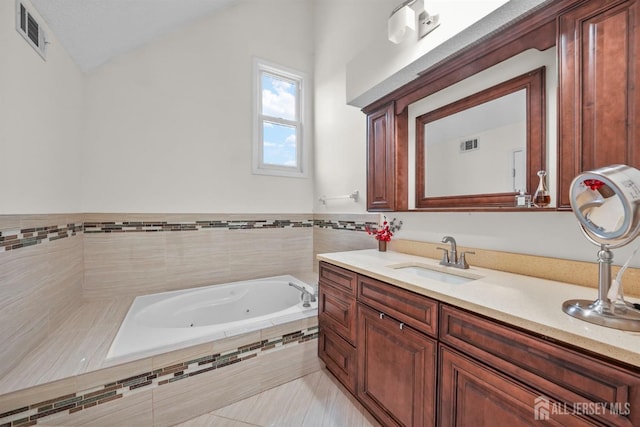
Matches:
[[75, 357, 154, 392], [152, 356, 264, 427], [313, 227, 376, 271], [0, 236, 83, 380], [261, 317, 318, 341], [59, 298, 132, 333], [226, 228, 313, 280], [152, 338, 320, 427], [152, 342, 216, 370], [83, 233, 168, 299], [0, 309, 50, 393], [164, 229, 231, 291], [259, 341, 321, 391], [44, 236, 84, 331], [0, 377, 79, 414], [212, 331, 262, 355], [0, 244, 50, 313], [83, 226, 313, 299], [42, 388, 153, 427]]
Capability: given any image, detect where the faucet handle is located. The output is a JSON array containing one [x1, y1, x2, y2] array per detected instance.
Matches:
[[436, 247, 449, 265], [458, 251, 475, 269]]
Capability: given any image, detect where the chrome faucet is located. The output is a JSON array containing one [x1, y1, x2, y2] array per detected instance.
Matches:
[[289, 282, 317, 308], [437, 236, 474, 269]]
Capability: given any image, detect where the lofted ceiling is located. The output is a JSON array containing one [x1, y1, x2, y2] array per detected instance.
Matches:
[[30, 0, 239, 72]]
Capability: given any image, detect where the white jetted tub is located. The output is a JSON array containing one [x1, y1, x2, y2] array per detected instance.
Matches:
[[106, 275, 317, 363]]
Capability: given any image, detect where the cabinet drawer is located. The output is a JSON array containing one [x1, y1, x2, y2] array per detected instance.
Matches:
[[319, 262, 357, 296], [358, 274, 438, 337], [319, 283, 357, 345], [440, 304, 640, 427], [319, 327, 357, 394]]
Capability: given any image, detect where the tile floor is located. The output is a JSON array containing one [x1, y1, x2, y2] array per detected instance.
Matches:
[[175, 369, 380, 427]]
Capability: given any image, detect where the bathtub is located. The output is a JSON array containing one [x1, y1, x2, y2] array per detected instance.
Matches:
[[106, 275, 317, 363]]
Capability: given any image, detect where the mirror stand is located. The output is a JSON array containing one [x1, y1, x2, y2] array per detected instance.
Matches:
[[563, 246, 640, 331], [563, 164, 640, 332]]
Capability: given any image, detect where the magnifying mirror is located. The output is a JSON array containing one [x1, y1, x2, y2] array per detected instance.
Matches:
[[563, 164, 640, 331]]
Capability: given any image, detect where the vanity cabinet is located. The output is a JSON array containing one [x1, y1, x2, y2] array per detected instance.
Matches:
[[318, 262, 358, 393], [318, 260, 640, 426], [356, 275, 438, 427], [558, 0, 640, 209]]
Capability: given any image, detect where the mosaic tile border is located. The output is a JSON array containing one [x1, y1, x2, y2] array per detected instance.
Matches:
[[313, 219, 378, 232], [82, 219, 378, 233], [0, 327, 318, 427], [83, 219, 314, 233], [0, 224, 83, 253], [0, 217, 377, 254]]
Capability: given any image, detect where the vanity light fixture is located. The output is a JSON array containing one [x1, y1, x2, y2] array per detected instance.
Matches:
[[388, 0, 440, 44]]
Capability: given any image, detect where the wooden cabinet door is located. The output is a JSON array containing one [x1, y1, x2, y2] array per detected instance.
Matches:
[[357, 303, 436, 427], [366, 103, 407, 211], [438, 345, 597, 427], [558, 0, 640, 209]]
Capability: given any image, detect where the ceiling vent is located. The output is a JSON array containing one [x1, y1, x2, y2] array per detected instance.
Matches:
[[459, 138, 479, 153], [15, 0, 47, 60]]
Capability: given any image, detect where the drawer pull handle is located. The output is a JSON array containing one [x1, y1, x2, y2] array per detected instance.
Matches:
[[399, 323, 404, 330], [379, 313, 385, 320]]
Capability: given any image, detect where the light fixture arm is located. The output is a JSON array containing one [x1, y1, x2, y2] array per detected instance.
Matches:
[[390, 0, 418, 17]]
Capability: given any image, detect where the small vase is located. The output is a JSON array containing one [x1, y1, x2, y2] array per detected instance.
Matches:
[[533, 170, 551, 208], [378, 240, 387, 252]]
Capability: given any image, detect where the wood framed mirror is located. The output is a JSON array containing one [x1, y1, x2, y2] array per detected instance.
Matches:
[[415, 67, 545, 209]]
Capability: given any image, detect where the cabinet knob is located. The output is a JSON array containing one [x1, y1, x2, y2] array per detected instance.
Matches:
[[379, 313, 385, 320], [399, 323, 404, 330]]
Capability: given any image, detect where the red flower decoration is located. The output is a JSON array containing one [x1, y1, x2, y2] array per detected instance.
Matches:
[[366, 217, 402, 242], [583, 179, 604, 191]]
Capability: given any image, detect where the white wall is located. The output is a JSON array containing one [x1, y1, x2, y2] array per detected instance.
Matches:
[[0, 0, 84, 214], [345, 0, 512, 106], [81, 0, 315, 213], [313, 0, 397, 214]]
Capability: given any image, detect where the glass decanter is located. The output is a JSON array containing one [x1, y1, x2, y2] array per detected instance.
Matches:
[[533, 170, 550, 208]]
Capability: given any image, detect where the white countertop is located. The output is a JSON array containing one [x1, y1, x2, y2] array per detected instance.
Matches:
[[317, 249, 640, 367]]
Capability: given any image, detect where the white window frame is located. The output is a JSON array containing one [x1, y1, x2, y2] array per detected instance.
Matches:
[[252, 58, 307, 178]]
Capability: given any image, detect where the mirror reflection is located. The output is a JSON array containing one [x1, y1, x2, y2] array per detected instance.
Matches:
[[415, 67, 545, 209], [423, 89, 527, 197]]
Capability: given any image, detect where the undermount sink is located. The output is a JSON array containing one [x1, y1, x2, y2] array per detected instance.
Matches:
[[388, 263, 482, 285]]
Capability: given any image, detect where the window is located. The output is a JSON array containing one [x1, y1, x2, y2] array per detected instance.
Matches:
[[253, 59, 305, 177]]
